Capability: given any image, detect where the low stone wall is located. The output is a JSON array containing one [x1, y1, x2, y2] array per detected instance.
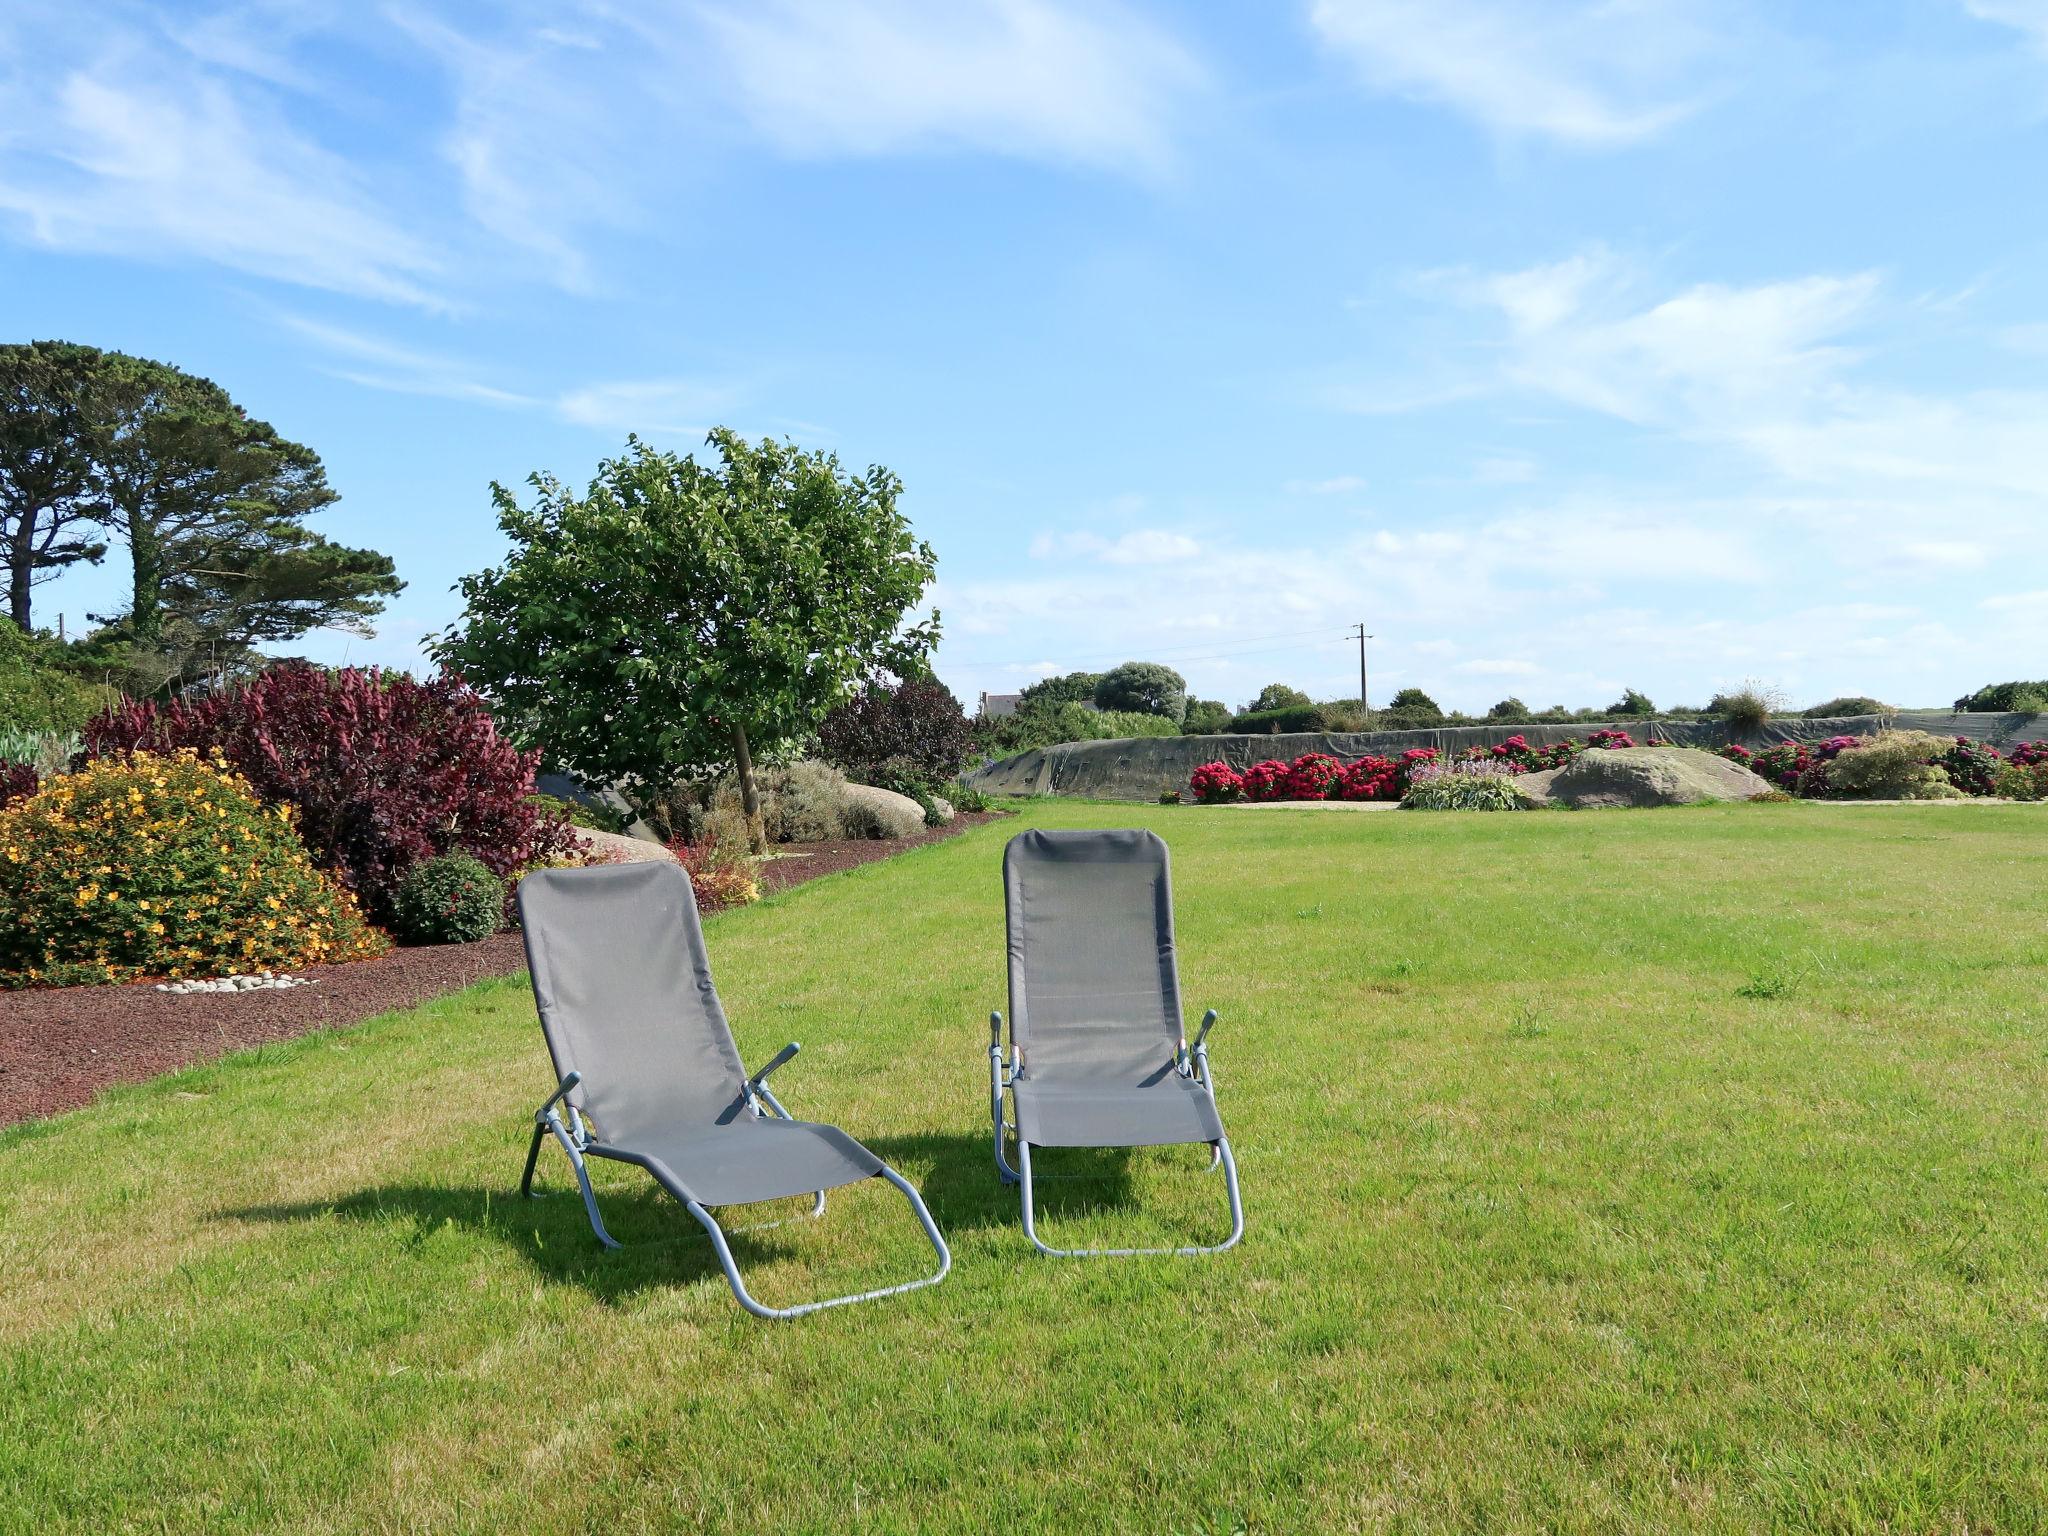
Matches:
[[965, 711, 2046, 803]]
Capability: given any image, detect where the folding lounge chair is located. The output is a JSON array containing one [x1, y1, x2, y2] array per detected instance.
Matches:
[[516, 861, 950, 1319], [991, 828, 1244, 1257]]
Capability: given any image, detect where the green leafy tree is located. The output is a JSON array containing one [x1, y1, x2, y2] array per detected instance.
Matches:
[[1181, 697, 1231, 734], [1247, 682, 1311, 714], [1093, 660, 1187, 722], [1486, 697, 1529, 721], [1608, 688, 1656, 717], [1018, 670, 1100, 709], [0, 342, 107, 632], [433, 431, 939, 847]]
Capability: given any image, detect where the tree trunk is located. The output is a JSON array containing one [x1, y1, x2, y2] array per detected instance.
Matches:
[[729, 722, 766, 853], [6, 539, 29, 632], [128, 514, 162, 646]]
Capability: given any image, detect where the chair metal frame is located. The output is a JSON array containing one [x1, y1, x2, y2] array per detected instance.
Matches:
[[522, 1042, 951, 1319], [989, 1008, 1244, 1258]]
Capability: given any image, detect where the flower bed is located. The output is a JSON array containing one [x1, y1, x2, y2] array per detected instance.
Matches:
[[1188, 732, 1631, 805], [1721, 735, 2048, 799]]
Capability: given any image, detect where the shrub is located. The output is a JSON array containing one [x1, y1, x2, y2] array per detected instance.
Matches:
[[0, 761, 35, 806], [1803, 696, 1889, 718], [1181, 698, 1232, 735], [1486, 697, 1529, 721], [1281, 752, 1344, 800], [1228, 704, 1325, 735], [1245, 683, 1312, 714], [1458, 733, 1579, 772], [1607, 689, 1656, 717], [1157, 788, 1181, 804], [856, 755, 945, 824], [817, 678, 974, 787], [947, 777, 992, 813], [85, 663, 575, 923], [671, 808, 760, 910], [1018, 671, 1101, 709], [1710, 683, 1787, 734], [2012, 741, 2048, 768], [1189, 761, 1244, 804], [975, 700, 1179, 755], [1093, 661, 1187, 723], [0, 749, 387, 986], [711, 758, 854, 843], [1954, 681, 2048, 713], [1401, 760, 1525, 811], [0, 619, 121, 735], [1335, 755, 1398, 800], [1934, 737, 2003, 796], [1586, 728, 1636, 749], [1239, 760, 1291, 802], [530, 791, 627, 835], [1993, 762, 2048, 800], [390, 852, 503, 945], [1823, 731, 1963, 800]]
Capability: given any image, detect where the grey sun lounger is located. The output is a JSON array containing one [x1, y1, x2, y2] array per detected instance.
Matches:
[[990, 828, 1244, 1257], [515, 861, 950, 1319]]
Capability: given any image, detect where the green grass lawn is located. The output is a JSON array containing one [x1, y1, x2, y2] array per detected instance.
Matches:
[[4, 800, 2047, 1532]]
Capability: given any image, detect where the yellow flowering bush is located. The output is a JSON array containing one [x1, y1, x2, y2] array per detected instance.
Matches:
[[0, 749, 389, 988]]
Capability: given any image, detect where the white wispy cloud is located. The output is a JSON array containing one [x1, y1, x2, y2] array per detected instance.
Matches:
[[1306, 0, 1726, 145], [1961, 0, 2048, 52], [554, 378, 745, 439], [1284, 474, 1368, 494], [0, 36, 442, 305], [273, 314, 535, 406], [696, 0, 1203, 176]]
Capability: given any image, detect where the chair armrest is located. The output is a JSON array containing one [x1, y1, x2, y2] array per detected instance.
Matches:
[[1178, 1011, 1217, 1075], [747, 1042, 800, 1095], [534, 1071, 582, 1122]]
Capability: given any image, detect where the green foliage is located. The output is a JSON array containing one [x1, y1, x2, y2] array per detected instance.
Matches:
[[1992, 762, 2048, 801], [0, 618, 120, 733], [1803, 696, 1889, 718], [975, 700, 1178, 755], [856, 755, 946, 824], [1246, 682, 1312, 714], [1400, 773, 1526, 812], [946, 777, 992, 813], [1092, 660, 1187, 722], [1709, 683, 1787, 734], [1955, 681, 2048, 713], [1, 342, 108, 631], [1608, 689, 1656, 717], [1017, 671, 1100, 709], [433, 430, 939, 838], [1230, 703, 1335, 735], [528, 792, 625, 835], [11, 345, 397, 675], [1181, 698, 1232, 734], [1822, 731, 1963, 800], [0, 748, 387, 986], [389, 852, 504, 946], [1487, 697, 1530, 721], [1383, 687, 1443, 727], [715, 759, 857, 843]]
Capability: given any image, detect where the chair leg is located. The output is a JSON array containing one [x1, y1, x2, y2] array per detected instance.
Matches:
[[523, 1109, 621, 1250], [684, 1166, 951, 1320], [1017, 1136, 1244, 1258], [992, 1081, 1020, 1186]]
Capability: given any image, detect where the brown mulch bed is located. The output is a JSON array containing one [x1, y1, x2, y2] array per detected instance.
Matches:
[[0, 810, 1002, 1129]]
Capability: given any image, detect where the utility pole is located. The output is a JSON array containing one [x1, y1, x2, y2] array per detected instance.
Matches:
[[1349, 622, 1372, 725]]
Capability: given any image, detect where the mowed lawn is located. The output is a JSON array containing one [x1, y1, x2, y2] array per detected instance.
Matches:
[[4, 801, 2047, 1533]]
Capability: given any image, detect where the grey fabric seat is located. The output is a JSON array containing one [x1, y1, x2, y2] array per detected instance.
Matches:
[[516, 860, 949, 1319], [990, 828, 1244, 1257]]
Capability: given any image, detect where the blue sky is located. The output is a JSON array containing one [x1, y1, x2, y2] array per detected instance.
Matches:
[[5, 0, 2047, 714]]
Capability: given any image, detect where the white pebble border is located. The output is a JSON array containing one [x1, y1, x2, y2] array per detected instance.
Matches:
[[154, 971, 317, 995]]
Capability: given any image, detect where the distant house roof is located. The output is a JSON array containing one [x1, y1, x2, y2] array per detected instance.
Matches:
[[978, 691, 1023, 718]]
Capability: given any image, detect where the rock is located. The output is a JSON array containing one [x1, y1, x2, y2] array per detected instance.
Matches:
[[843, 783, 927, 840], [928, 795, 955, 823], [1515, 747, 1774, 809], [573, 826, 680, 865]]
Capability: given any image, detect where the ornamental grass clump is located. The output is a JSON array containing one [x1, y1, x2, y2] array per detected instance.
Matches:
[[1400, 759, 1526, 812], [0, 749, 387, 988]]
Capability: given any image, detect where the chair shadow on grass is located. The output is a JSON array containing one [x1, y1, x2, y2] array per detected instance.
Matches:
[[222, 1174, 824, 1306], [222, 1129, 1215, 1302]]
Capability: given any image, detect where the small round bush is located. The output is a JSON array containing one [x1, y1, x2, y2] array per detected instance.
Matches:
[[1822, 730, 1963, 800], [391, 852, 506, 945], [0, 749, 387, 987]]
